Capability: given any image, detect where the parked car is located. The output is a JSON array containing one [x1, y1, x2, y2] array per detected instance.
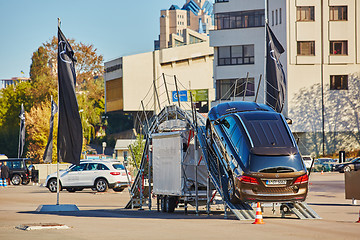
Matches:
[[45, 159, 131, 193], [302, 155, 313, 171], [206, 101, 308, 203], [0, 158, 31, 185], [334, 157, 360, 173], [316, 158, 336, 172]]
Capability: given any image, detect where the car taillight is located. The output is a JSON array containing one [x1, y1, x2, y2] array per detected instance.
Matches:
[[237, 175, 259, 185], [294, 174, 308, 184], [110, 172, 121, 175]]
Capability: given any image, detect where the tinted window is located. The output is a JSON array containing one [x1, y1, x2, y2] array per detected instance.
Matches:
[[113, 164, 125, 170], [71, 164, 87, 171], [8, 161, 24, 169], [86, 163, 98, 170], [250, 154, 304, 172], [97, 164, 109, 170], [240, 112, 293, 148]]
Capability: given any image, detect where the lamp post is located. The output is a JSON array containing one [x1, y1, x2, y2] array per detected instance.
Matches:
[[102, 142, 106, 156]]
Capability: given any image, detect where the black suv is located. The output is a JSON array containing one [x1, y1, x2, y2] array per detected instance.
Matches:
[[0, 158, 31, 185]]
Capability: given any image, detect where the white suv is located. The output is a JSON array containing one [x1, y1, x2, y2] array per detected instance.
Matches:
[[45, 159, 132, 193]]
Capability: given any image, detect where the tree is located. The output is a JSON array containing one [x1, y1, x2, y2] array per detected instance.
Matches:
[[25, 101, 58, 163], [0, 82, 33, 157], [128, 134, 145, 169], [0, 36, 105, 161]]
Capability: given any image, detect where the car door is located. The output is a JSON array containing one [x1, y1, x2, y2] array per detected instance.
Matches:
[[81, 163, 99, 186], [354, 159, 360, 171], [61, 163, 87, 186]]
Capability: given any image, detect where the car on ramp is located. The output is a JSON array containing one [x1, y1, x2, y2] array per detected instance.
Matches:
[[206, 101, 308, 203]]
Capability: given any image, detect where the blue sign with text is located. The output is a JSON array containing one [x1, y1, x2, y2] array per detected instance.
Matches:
[[172, 90, 188, 102]]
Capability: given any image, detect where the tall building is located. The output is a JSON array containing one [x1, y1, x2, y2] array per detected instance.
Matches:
[[105, 1, 215, 116], [210, 0, 360, 155], [155, 0, 214, 50]]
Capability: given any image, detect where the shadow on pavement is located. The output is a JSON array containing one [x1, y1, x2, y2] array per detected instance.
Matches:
[[19, 208, 231, 220]]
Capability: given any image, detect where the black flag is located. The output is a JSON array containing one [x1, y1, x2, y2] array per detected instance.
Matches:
[[57, 27, 82, 165], [266, 23, 286, 113], [18, 104, 25, 158], [43, 97, 58, 163]]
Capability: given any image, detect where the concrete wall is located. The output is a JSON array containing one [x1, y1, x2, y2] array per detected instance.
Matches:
[[33, 163, 71, 182]]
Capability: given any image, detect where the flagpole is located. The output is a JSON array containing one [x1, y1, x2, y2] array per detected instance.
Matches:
[[18, 104, 23, 158], [56, 18, 61, 206], [263, 0, 268, 104]]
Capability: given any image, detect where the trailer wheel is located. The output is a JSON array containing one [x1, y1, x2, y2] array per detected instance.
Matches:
[[160, 195, 168, 212], [166, 196, 178, 213]]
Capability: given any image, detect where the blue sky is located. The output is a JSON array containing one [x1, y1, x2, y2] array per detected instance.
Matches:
[[0, 0, 187, 79]]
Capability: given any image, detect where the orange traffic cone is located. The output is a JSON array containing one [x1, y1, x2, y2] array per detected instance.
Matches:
[[356, 210, 360, 223], [253, 202, 265, 224], [321, 170, 324, 174]]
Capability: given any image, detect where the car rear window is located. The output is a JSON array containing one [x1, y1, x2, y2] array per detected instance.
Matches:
[[7, 161, 24, 169], [112, 164, 125, 170], [250, 154, 304, 173], [239, 112, 293, 148]]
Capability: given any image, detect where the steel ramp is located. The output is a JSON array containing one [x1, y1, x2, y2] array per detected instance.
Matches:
[[197, 126, 255, 220], [281, 202, 321, 219]]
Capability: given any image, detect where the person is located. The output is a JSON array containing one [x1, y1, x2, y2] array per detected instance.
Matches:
[[0, 162, 10, 187]]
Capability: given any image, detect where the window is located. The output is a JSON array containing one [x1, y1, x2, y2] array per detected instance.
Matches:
[[216, 78, 255, 100], [297, 41, 315, 55], [218, 45, 254, 66], [215, 10, 265, 30], [276, 9, 278, 25], [330, 75, 348, 90], [71, 164, 87, 171], [329, 6, 347, 21], [272, 11, 274, 26], [86, 163, 98, 171], [297, 6, 315, 21], [97, 164, 110, 170], [279, 8, 282, 24], [330, 41, 348, 55]]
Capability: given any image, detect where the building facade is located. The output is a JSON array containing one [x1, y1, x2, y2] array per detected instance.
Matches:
[[104, 42, 214, 113], [210, 0, 360, 156], [155, 0, 214, 50], [0, 77, 31, 89]]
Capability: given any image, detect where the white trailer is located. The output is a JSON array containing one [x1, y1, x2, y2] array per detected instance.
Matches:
[[152, 130, 208, 212]]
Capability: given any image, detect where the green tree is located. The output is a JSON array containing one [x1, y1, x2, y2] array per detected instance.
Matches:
[[128, 134, 145, 169], [0, 82, 32, 157], [0, 36, 105, 161]]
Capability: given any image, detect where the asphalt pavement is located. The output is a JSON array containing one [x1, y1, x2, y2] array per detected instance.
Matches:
[[0, 172, 359, 240]]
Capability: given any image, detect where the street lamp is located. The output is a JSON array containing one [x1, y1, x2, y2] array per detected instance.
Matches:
[[102, 142, 106, 156]]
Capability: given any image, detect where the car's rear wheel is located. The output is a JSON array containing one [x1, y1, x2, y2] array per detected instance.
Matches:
[[344, 166, 351, 172], [48, 178, 61, 193], [11, 174, 21, 185], [227, 175, 238, 203], [95, 178, 108, 192]]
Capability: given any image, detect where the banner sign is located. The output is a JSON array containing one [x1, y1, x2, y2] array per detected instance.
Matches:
[[172, 90, 188, 102]]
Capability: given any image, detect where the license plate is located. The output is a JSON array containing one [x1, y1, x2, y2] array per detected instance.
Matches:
[[266, 179, 286, 185]]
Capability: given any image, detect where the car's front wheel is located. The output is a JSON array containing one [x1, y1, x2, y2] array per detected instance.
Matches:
[[344, 166, 352, 172], [95, 178, 108, 192], [48, 179, 61, 193], [11, 174, 21, 185]]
